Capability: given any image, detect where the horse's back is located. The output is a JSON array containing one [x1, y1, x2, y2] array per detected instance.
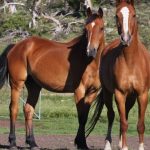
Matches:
[[7, 36, 70, 67]]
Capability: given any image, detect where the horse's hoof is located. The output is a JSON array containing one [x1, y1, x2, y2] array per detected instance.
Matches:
[[74, 137, 89, 149], [30, 146, 40, 150], [9, 146, 18, 150], [104, 140, 112, 150], [139, 143, 144, 150], [76, 146, 89, 150], [75, 143, 89, 150], [120, 147, 128, 150]]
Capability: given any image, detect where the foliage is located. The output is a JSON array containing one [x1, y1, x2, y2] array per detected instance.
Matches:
[[0, 1, 149, 47], [67, 0, 80, 11], [0, 11, 30, 37]]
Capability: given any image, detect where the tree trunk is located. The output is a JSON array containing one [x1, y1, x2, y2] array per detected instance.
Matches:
[[84, 0, 92, 9], [29, 0, 42, 28]]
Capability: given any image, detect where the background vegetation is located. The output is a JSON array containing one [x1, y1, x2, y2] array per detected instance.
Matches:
[[0, 0, 150, 48], [0, 0, 150, 136]]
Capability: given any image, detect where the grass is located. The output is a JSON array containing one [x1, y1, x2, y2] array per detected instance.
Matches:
[[0, 86, 150, 136]]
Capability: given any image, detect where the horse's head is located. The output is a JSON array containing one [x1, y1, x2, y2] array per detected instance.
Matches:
[[85, 7, 104, 58], [116, 0, 137, 46]]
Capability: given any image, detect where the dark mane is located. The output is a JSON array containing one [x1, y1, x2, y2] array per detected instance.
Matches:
[[85, 14, 100, 24]]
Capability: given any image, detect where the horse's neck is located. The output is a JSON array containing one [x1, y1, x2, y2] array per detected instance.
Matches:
[[69, 34, 93, 51], [95, 40, 105, 67], [122, 32, 139, 65], [68, 34, 86, 46], [69, 34, 104, 67]]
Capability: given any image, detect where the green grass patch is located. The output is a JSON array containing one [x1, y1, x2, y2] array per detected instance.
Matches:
[[0, 87, 150, 136]]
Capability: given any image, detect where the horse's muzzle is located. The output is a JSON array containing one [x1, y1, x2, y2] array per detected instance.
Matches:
[[120, 33, 131, 46], [86, 48, 97, 58]]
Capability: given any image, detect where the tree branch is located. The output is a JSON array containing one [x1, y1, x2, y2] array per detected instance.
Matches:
[[0, 2, 25, 10], [41, 13, 63, 35]]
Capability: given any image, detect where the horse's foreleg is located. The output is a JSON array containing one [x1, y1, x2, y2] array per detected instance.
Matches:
[[9, 81, 24, 149], [115, 89, 128, 150], [75, 100, 90, 149], [103, 88, 114, 150], [24, 78, 41, 149], [74, 87, 96, 149], [118, 93, 136, 149], [137, 91, 148, 150]]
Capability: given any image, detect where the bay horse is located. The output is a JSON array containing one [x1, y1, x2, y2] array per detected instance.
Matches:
[[0, 7, 105, 149], [86, 0, 149, 150]]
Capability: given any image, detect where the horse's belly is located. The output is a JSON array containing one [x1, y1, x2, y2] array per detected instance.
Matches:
[[28, 52, 86, 93], [30, 71, 75, 93]]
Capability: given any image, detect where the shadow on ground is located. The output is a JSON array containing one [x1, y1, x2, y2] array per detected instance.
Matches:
[[0, 144, 104, 150]]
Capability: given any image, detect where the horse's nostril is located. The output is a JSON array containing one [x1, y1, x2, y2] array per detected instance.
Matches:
[[120, 33, 131, 46], [93, 48, 96, 53], [129, 35, 131, 41], [86, 48, 97, 58]]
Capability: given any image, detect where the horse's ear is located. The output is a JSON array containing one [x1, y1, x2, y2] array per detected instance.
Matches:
[[129, 0, 134, 6], [86, 7, 92, 17], [116, 0, 121, 6], [98, 7, 103, 18]]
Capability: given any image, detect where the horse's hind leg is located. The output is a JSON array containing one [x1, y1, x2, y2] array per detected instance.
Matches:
[[24, 76, 41, 149], [103, 87, 114, 150], [9, 79, 25, 149]]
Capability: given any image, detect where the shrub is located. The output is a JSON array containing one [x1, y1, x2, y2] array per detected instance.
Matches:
[[0, 11, 30, 37]]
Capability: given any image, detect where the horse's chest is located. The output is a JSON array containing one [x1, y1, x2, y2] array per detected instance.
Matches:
[[116, 71, 143, 93], [82, 65, 100, 89]]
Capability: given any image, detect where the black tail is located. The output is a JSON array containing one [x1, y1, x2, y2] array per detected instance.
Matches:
[[0, 44, 15, 88], [86, 89, 104, 137]]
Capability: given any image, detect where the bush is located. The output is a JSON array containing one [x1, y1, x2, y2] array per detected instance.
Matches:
[[0, 11, 30, 37]]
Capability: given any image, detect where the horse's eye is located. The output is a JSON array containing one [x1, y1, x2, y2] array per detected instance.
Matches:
[[133, 14, 136, 18], [116, 15, 119, 20], [100, 27, 104, 31]]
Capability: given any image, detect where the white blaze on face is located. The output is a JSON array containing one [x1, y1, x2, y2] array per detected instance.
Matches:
[[91, 22, 95, 28], [87, 21, 95, 52], [120, 7, 129, 34]]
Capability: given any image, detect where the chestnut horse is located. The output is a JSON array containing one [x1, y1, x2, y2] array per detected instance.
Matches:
[[0, 7, 105, 149], [87, 0, 149, 150]]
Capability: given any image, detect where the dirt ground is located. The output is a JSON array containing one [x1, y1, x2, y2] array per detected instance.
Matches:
[[0, 134, 150, 150], [0, 119, 150, 150]]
